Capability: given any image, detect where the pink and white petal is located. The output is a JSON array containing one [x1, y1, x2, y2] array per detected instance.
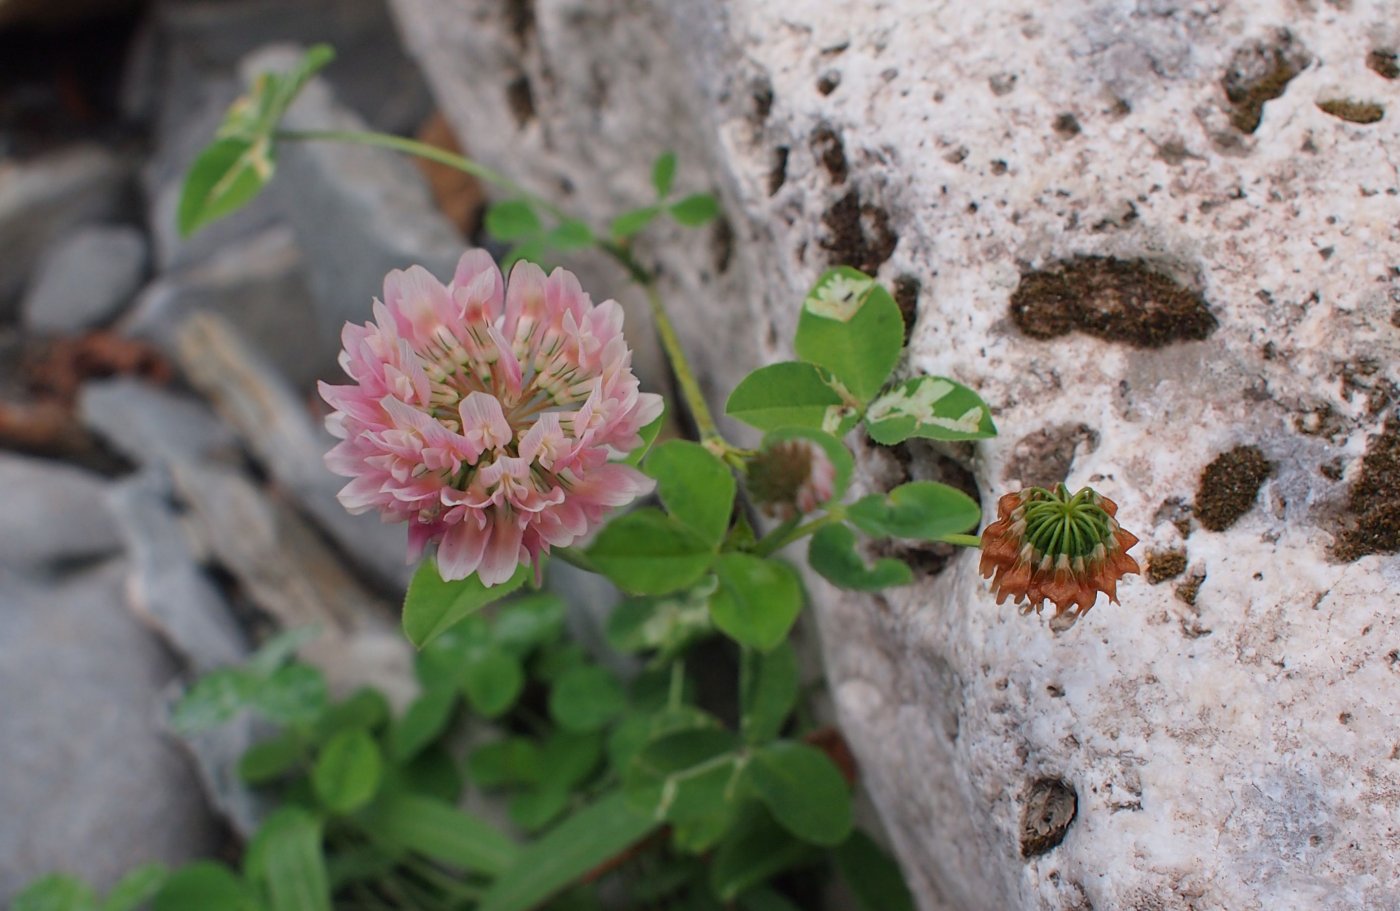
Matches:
[[459, 391, 513, 453], [451, 249, 505, 320], [477, 510, 526, 586], [436, 518, 490, 581]]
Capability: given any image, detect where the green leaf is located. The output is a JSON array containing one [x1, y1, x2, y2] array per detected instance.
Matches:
[[509, 784, 570, 832], [461, 649, 525, 718], [503, 238, 547, 270], [540, 730, 605, 789], [725, 362, 851, 434], [808, 523, 914, 591], [709, 806, 814, 902], [545, 219, 595, 251], [605, 577, 716, 658], [312, 687, 390, 742], [610, 205, 661, 239], [846, 481, 981, 541], [238, 734, 303, 783], [403, 559, 529, 648], [832, 831, 917, 911], [621, 406, 666, 466], [550, 664, 627, 732], [587, 508, 716, 595], [387, 686, 457, 762], [760, 427, 855, 506], [246, 626, 320, 678], [414, 616, 491, 690], [250, 664, 327, 727], [219, 44, 335, 141], [14, 874, 96, 911], [170, 669, 256, 733], [177, 136, 275, 237], [709, 554, 802, 652], [747, 741, 852, 846], [795, 268, 904, 403], [101, 864, 168, 911], [645, 440, 735, 545], [313, 729, 383, 814], [624, 729, 742, 823], [485, 199, 543, 241], [364, 791, 519, 875], [652, 151, 678, 198], [492, 593, 566, 655], [741, 642, 798, 744], [864, 375, 997, 444], [669, 193, 719, 226], [737, 888, 804, 911], [398, 744, 463, 803], [469, 738, 544, 788], [478, 792, 656, 911], [153, 863, 255, 911], [245, 808, 329, 911]]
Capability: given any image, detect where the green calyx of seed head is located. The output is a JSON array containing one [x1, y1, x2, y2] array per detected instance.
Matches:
[[1020, 485, 1113, 560]]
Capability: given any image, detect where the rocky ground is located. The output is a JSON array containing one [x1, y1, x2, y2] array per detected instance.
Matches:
[[0, 0, 457, 898]]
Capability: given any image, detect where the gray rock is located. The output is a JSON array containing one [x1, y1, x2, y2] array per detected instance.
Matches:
[[120, 227, 330, 389], [173, 312, 415, 592], [241, 46, 463, 361], [0, 559, 220, 904], [0, 454, 122, 570], [109, 469, 249, 673], [157, 0, 432, 135], [0, 145, 133, 312], [22, 225, 149, 333], [80, 377, 241, 469], [168, 460, 417, 710]]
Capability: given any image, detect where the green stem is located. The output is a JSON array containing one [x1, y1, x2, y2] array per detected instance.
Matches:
[[941, 533, 982, 548], [753, 511, 844, 558], [274, 128, 570, 221], [641, 283, 723, 447]]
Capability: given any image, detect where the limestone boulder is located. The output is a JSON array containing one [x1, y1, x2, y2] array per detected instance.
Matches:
[[388, 1, 1400, 908]]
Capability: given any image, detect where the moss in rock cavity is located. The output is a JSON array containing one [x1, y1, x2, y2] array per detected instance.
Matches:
[[1223, 30, 1311, 133], [891, 274, 920, 345], [1008, 256, 1217, 348], [821, 191, 898, 275], [1147, 549, 1188, 584], [1195, 445, 1273, 532], [1317, 99, 1385, 124], [1174, 571, 1205, 606], [1368, 49, 1399, 80], [1335, 421, 1400, 560]]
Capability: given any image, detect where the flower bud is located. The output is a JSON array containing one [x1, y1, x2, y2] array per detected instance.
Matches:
[[748, 438, 837, 520]]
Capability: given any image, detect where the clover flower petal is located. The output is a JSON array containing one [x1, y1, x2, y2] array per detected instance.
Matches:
[[320, 250, 661, 584]]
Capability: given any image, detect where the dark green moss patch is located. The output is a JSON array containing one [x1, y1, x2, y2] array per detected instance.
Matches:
[[1195, 445, 1273, 531], [1368, 49, 1399, 80], [1052, 112, 1082, 137], [1335, 421, 1400, 560], [1146, 549, 1188, 585], [1008, 256, 1217, 348], [1223, 31, 1311, 133], [1317, 99, 1385, 124], [1174, 571, 1205, 607]]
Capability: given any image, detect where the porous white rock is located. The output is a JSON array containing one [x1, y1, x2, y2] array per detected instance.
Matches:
[[390, 1, 1400, 908]]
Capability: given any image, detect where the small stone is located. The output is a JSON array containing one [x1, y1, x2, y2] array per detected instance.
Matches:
[[0, 453, 122, 570], [0, 560, 220, 903], [108, 469, 249, 673], [121, 227, 330, 390], [0, 145, 133, 311], [22, 225, 149, 333], [80, 377, 240, 468]]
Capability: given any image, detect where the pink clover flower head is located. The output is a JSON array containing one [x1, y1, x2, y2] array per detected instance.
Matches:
[[749, 437, 837, 520], [320, 250, 663, 585]]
